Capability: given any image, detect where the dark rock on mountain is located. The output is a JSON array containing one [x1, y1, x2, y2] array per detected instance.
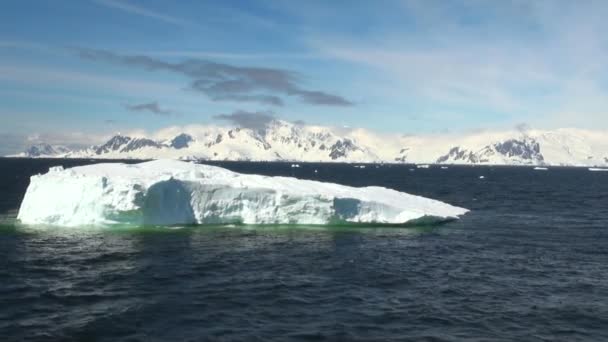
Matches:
[[170, 134, 194, 149], [394, 147, 410, 162], [121, 138, 161, 153], [437, 147, 480, 164], [437, 139, 544, 164], [493, 139, 543, 161], [95, 135, 131, 155], [329, 139, 360, 160], [251, 132, 272, 150], [24, 144, 69, 157]]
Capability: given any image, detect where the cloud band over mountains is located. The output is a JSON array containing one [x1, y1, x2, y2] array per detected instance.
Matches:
[[73, 47, 353, 107], [213, 110, 276, 131], [125, 102, 173, 116]]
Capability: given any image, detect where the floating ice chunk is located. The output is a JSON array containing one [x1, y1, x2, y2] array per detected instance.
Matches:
[[533, 167, 548, 171], [17, 160, 468, 227], [589, 168, 608, 172]]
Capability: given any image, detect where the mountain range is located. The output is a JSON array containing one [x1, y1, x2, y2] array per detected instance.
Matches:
[[8, 120, 608, 167]]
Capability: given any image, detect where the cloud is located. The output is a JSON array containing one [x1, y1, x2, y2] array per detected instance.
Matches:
[[0, 133, 28, 156], [0, 130, 111, 156], [212, 110, 276, 131], [125, 102, 173, 116], [141, 50, 323, 61], [92, 0, 193, 27], [515, 123, 531, 133], [25, 131, 108, 147], [193, 91, 284, 107], [0, 64, 179, 97], [290, 89, 353, 106], [72, 47, 353, 107], [308, 1, 608, 128]]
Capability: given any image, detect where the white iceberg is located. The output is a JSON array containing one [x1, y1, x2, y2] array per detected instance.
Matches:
[[17, 160, 468, 227]]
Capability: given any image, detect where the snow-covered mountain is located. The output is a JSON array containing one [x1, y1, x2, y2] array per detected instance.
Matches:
[[18, 143, 72, 157], [9, 121, 608, 167]]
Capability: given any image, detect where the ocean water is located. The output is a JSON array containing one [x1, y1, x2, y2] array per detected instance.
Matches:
[[1, 158, 608, 341]]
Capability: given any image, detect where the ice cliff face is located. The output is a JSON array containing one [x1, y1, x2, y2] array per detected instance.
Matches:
[[17, 160, 468, 227]]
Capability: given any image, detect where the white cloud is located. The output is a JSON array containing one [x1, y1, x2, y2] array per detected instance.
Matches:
[[0, 130, 110, 155], [92, 0, 193, 27], [0, 64, 185, 97], [310, 0, 608, 128]]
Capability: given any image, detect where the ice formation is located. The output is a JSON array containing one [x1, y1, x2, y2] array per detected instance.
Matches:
[[17, 160, 468, 227]]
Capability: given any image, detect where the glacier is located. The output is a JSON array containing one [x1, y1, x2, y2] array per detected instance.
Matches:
[[17, 160, 468, 227]]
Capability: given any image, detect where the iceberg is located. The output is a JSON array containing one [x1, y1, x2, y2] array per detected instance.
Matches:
[[17, 160, 468, 227]]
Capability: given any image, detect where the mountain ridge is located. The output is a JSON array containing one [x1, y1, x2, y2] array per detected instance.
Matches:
[[8, 121, 608, 167]]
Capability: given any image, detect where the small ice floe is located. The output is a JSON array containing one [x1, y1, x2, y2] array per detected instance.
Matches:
[[479, 175, 485, 179], [291, 164, 300, 168], [409, 168, 415, 172], [417, 164, 430, 169], [440, 166, 449, 169], [314, 169, 318, 174], [589, 167, 608, 172], [354, 165, 366, 169], [533, 167, 548, 171]]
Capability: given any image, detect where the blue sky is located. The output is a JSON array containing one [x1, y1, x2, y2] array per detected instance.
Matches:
[[1, 0, 608, 153]]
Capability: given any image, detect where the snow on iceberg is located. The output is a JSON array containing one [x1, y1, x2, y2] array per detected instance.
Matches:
[[17, 160, 468, 227]]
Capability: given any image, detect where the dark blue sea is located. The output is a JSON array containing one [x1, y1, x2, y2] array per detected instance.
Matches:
[[1, 158, 608, 341]]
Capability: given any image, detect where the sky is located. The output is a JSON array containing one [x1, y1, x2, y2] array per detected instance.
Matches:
[[1, 0, 608, 154]]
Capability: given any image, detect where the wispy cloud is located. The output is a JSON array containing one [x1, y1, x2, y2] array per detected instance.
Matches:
[[92, 0, 193, 27], [72, 47, 354, 107], [0, 64, 181, 97], [125, 102, 173, 116], [141, 50, 324, 61], [307, 0, 608, 128], [213, 110, 276, 131], [0, 40, 49, 50], [0, 130, 110, 156]]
